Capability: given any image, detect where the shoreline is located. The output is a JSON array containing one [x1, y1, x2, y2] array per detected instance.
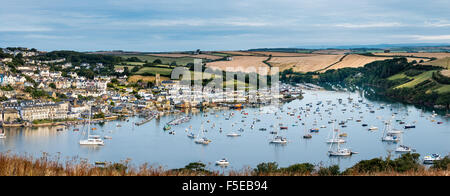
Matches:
[[1, 116, 119, 128]]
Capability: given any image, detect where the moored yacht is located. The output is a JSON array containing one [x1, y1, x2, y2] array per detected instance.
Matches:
[[423, 154, 443, 164], [270, 136, 288, 144], [215, 158, 230, 166], [80, 105, 104, 146]]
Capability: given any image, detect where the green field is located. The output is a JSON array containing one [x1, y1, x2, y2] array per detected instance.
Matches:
[[115, 65, 135, 70], [119, 55, 197, 66], [125, 62, 145, 66], [135, 67, 173, 76], [388, 73, 409, 80], [435, 85, 450, 94], [395, 71, 436, 88]]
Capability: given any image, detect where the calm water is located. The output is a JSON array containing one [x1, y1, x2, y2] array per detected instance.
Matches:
[[1, 89, 449, 171]]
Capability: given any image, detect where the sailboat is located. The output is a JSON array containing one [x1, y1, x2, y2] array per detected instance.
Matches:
[[326, 122, 346, 144], [270, 124, 287, 144], [79, 105, 104, 146], [395, 133, 413, 153], [194, 123, 211, 145], [0, 130, 5, 139], [381, 120, 400, 142], [328, 125, 354, 156], [187, 126, 196, 138], [328, 140, 353, 156], [303, 123, 312, 139]]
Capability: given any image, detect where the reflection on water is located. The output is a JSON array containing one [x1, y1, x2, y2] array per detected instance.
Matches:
[[0, 89, 449, 171]]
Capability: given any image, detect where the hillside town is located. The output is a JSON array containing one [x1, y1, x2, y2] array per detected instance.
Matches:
[[0, 47, 294, 127]]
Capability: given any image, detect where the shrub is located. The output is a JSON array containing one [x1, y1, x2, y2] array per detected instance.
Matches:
[[318, 165, 340, 176], [432, 156, 450, 170], [254, 162, 279, 174], [280, 163, 314, 175]]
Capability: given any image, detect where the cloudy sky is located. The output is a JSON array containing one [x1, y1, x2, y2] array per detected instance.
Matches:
[[1, 0, 450, 52]]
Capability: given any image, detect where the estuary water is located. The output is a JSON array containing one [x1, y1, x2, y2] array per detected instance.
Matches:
[[1, 89, 449, 171]]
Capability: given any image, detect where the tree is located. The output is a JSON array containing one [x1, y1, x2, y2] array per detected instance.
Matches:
[[169, 61, 177, 68], [49, 83, 56, 89], [153, 59, 162, 64]]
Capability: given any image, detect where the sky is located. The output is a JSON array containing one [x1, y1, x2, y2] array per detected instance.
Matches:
[[0, 0, 450, 52]]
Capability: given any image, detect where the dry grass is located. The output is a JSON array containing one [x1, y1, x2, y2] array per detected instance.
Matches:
[[0, 152, 448, 176], [206, 56, 270, 74], [128, 75, 170, 83], [441, 70, 450, 77], [326, 54, 424, 71], [248, 52, 317, 57], [268, 55, 344, 72]]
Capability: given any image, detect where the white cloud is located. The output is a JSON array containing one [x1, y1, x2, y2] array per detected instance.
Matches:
[[116, 18, 271, 28], [24, 34, 84, 39], [410, 35, 450, 41], [0, 26, 52, 32], [333, 22, 403, 28], [425, 20, 450, 27]]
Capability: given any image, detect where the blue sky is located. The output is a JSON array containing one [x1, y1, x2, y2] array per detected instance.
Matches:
[[1, 0, 450, 52]]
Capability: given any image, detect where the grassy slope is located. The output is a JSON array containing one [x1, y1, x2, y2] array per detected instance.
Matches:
[[395, 71, 435, 88], [388, 70, 450, 94], [135, 67, 173, 76]]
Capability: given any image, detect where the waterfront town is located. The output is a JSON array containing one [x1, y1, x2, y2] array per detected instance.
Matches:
[[0, 47, 300, 128]]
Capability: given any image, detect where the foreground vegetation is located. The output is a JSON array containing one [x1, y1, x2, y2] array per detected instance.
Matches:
[[0, 152, 448, 176]]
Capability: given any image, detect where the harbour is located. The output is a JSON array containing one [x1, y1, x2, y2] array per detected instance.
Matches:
[[0, 89, 449, 171]]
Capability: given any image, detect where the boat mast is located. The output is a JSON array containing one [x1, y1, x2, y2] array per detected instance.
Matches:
[[87, 104, 91, 138]]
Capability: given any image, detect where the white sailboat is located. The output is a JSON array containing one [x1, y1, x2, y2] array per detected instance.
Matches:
[[328, 125, 353, 156], [270, 124, 287, 144], [395, 133, 413, 153], [381, 120, 400, 142], [328, 141, 352, 156], [326, 122, 346, 144], [79, 105, 104, 146], [0, 129, 5, 139], [194, 123, 211, 145]]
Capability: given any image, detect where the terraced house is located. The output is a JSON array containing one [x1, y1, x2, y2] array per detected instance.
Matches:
[[20, 102, 69, 121]]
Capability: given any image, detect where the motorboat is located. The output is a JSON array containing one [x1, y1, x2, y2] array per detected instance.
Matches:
[[423, 154, 443, 164], [0, 133, 5, 139], [270, 136, 287, 144], [194, 137, 211, 145], [368, 126, 378, 131], [395, 145, 412, 153], [303, 134, 312, 139], [227, 132, 241, 137], [215, 158, 230, 166]]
